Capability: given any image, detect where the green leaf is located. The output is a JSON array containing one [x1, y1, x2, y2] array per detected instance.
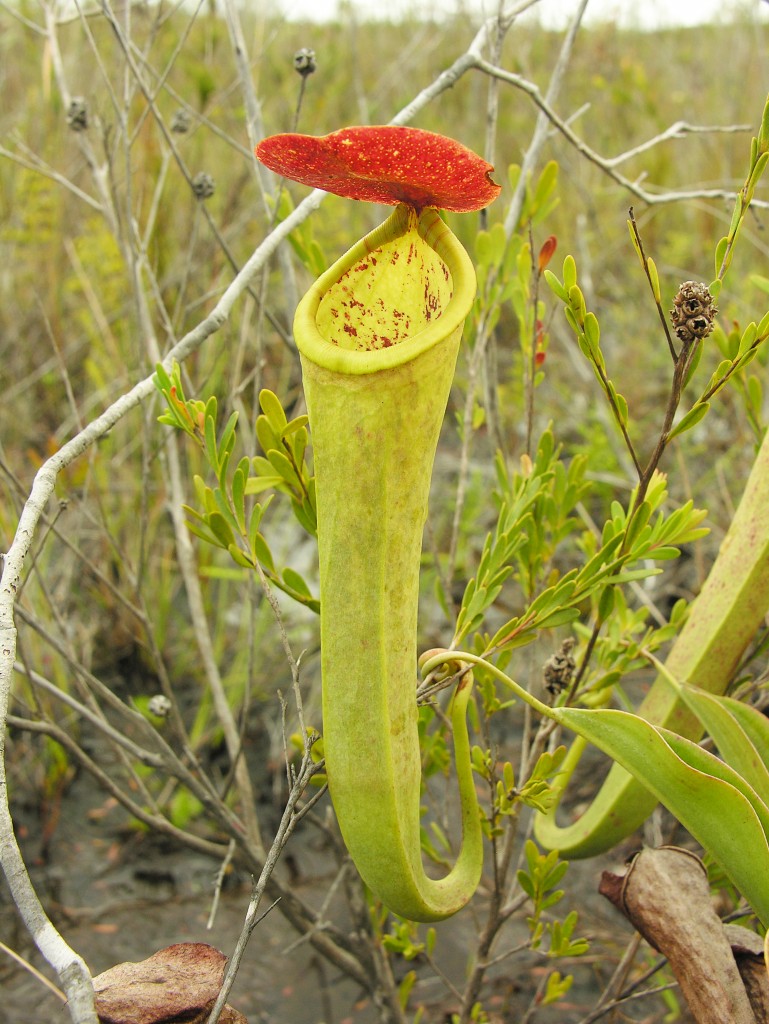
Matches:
[[536, 607, 580, 629], [552, 705, 769, 926], [749, 151, 769, 189], [562, 255, 577, 291], [259, 388, 288, 432], [207, 510, 236, 549], [647, 256, 661, 304], [232, 457, 249, 534], [228, 543, 255, 569], [738, 322, 758, 358], [282, 567, 314, 599], [251, 529, 275, 572], [568, 285, 586, 323], [184, 517, 225, 549], [544, 269, 568, 302], [714, 236, 729, 279], [282, 415, 310, 438], [583, 312, 600, 353], [677, 685, 769, 803], [267, 448, 299, 485], [758, 95, 769, 151], [204, 405, 219, 469], [668, 402, 709, 441], [683, 339, 704, 388], [256, 415, 280, 455], [218, 411, 239, 465], [245, 474, 287, 495], [626, 218, 644, 265]]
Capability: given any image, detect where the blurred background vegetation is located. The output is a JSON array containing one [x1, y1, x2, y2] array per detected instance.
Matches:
[[1, 1, 769, 1019]]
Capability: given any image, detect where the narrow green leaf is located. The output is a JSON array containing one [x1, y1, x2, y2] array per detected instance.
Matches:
[[232, 463, 248, 535], [625, 500, 652, 550], [568, 286, 586, 322], [679, 685, 769, 803], [714, 236, 729, 278], [626, 219, 644, 265], [251, 530, 275, 572], [719, 695, 769, 768], [552, 706, 769, 926], [185, 518, 225, 549], [282, 415, 310, 438], [562, 255, 577, 291], [204, 408, 218, 470], [536, 607, 580, 629], [583, 312, 600, 352], [736, 347, 760, 372], [228, 543, 255, 569], [218, 410, 239, 463], [683, 339, 704, 388], [267, 448, 299, 484], [544, 269, 568, 302], [749, 151, 769, 189], [259, 388, 288, 432], [282, 567, 314, 599], [668, 402, 709, 442], [647, 256, 661, 303], [758, 96, 769, 151], [604, 567, 662, 584], [256, 415, 280, 455], [245, 474, 286, 495], [738, 322, 758, 358], [209, 505, 238, 547]]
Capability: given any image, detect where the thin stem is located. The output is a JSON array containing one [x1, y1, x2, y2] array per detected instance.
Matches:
[[628, 208, 678, 361]]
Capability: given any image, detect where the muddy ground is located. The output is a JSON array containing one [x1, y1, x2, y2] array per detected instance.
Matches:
[[0, 735, 699, 1024]]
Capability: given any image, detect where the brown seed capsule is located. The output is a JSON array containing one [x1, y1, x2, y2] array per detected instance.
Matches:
[[294, 48, 317, 77], [191, 172, 215, 200], [669, 281, 718, 343], [66, 97, 88, 132], [543, 637, 576, 696], [171, 109, 191, 134]]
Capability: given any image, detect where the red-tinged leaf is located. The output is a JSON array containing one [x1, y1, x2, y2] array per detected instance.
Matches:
[[256, 126, 501, 213], [538, 235, 557, 272]]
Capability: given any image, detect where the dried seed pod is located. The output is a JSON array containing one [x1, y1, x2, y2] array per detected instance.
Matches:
[[670, 281, 718, 343], [171, 109, 191, 134], [294, 47, 317, 77], [66, 97, 88, 132], [191, 172, 215, 200], [543, 637, 576, 696]]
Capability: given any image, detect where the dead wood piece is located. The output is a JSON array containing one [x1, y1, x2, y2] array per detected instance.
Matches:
[[724, 925, 769, 1023], [599, 846, 756, 1024], [92, 941, 247, 1024]]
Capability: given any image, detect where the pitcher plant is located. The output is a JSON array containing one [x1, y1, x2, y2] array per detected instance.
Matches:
[[256, 126, 500, 921]]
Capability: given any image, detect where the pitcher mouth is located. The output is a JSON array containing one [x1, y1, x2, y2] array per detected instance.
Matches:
[[293, 204, 476, 376]]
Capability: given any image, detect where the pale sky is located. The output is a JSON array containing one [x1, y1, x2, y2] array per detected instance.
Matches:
[[281, 0, 767, 28]]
